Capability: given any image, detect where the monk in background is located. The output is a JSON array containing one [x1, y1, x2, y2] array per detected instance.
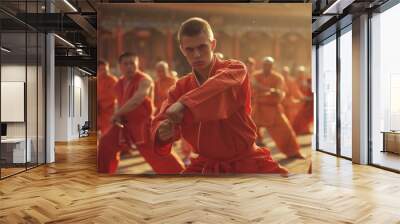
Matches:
[[154, 61, 177, 115], [245, 57, 256, 76], [215, 52, 224, 60], [151, 17, 288, 174], [97, 60, 118, 135], [97, 53, 184, 174], [252, 57, 304, 159], [293, 66, 313, 135], [282, 66, 305, 127]]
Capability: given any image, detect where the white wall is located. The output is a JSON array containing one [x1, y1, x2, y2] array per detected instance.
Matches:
[[55, 67, 89, 141], [55, 66, 69, 141]]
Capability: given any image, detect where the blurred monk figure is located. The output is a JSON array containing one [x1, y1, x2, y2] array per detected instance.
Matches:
[[154, 61, 177, 114], [171, 70, 178, 79], [282, 66, 305, 126], [245, 57, 256, 77], [151, 17, 288, 174], [214, 52, 224, 60], [293, 66, 313, 135], [252, 57, 303, 159], [97, 60, 118, 135], [97, 53, 184, 174]]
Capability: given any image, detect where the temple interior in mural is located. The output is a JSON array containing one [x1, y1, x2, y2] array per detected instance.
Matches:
[[97, 4, 312, 175]]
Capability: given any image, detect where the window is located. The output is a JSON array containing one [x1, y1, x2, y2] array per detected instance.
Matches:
[[339, 28, 352, 158], [317, 36, 337, 154], [371, 3, 400, 171], [0, 1, 46, 179]]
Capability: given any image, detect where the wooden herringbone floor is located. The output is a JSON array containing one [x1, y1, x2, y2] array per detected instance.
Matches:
[[1, 135, 400, 223]]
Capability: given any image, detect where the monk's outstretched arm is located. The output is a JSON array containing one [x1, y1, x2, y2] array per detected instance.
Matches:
[[151, 85, 183, 155]]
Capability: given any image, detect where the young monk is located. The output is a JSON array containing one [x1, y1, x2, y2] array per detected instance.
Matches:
[[150, 17, 288, 175], [97, 60, 118, 135], [252, 57, 304, 159], [154, 61, 177, 114], [97, 53, 184, 174]]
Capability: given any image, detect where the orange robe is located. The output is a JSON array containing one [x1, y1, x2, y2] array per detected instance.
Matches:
[[282, 75, 305, 126], [293, 76, 313, 134], [97, 71, 184, 174], [154, 75, 177, 115], [97, 74, 117, 134], [151, 58, 287, 174], [252, 71, 301, 157]]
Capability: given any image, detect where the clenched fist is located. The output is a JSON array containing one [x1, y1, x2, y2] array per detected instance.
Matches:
[[157, 119, 175, 142], [165, 101, 185, 124]]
